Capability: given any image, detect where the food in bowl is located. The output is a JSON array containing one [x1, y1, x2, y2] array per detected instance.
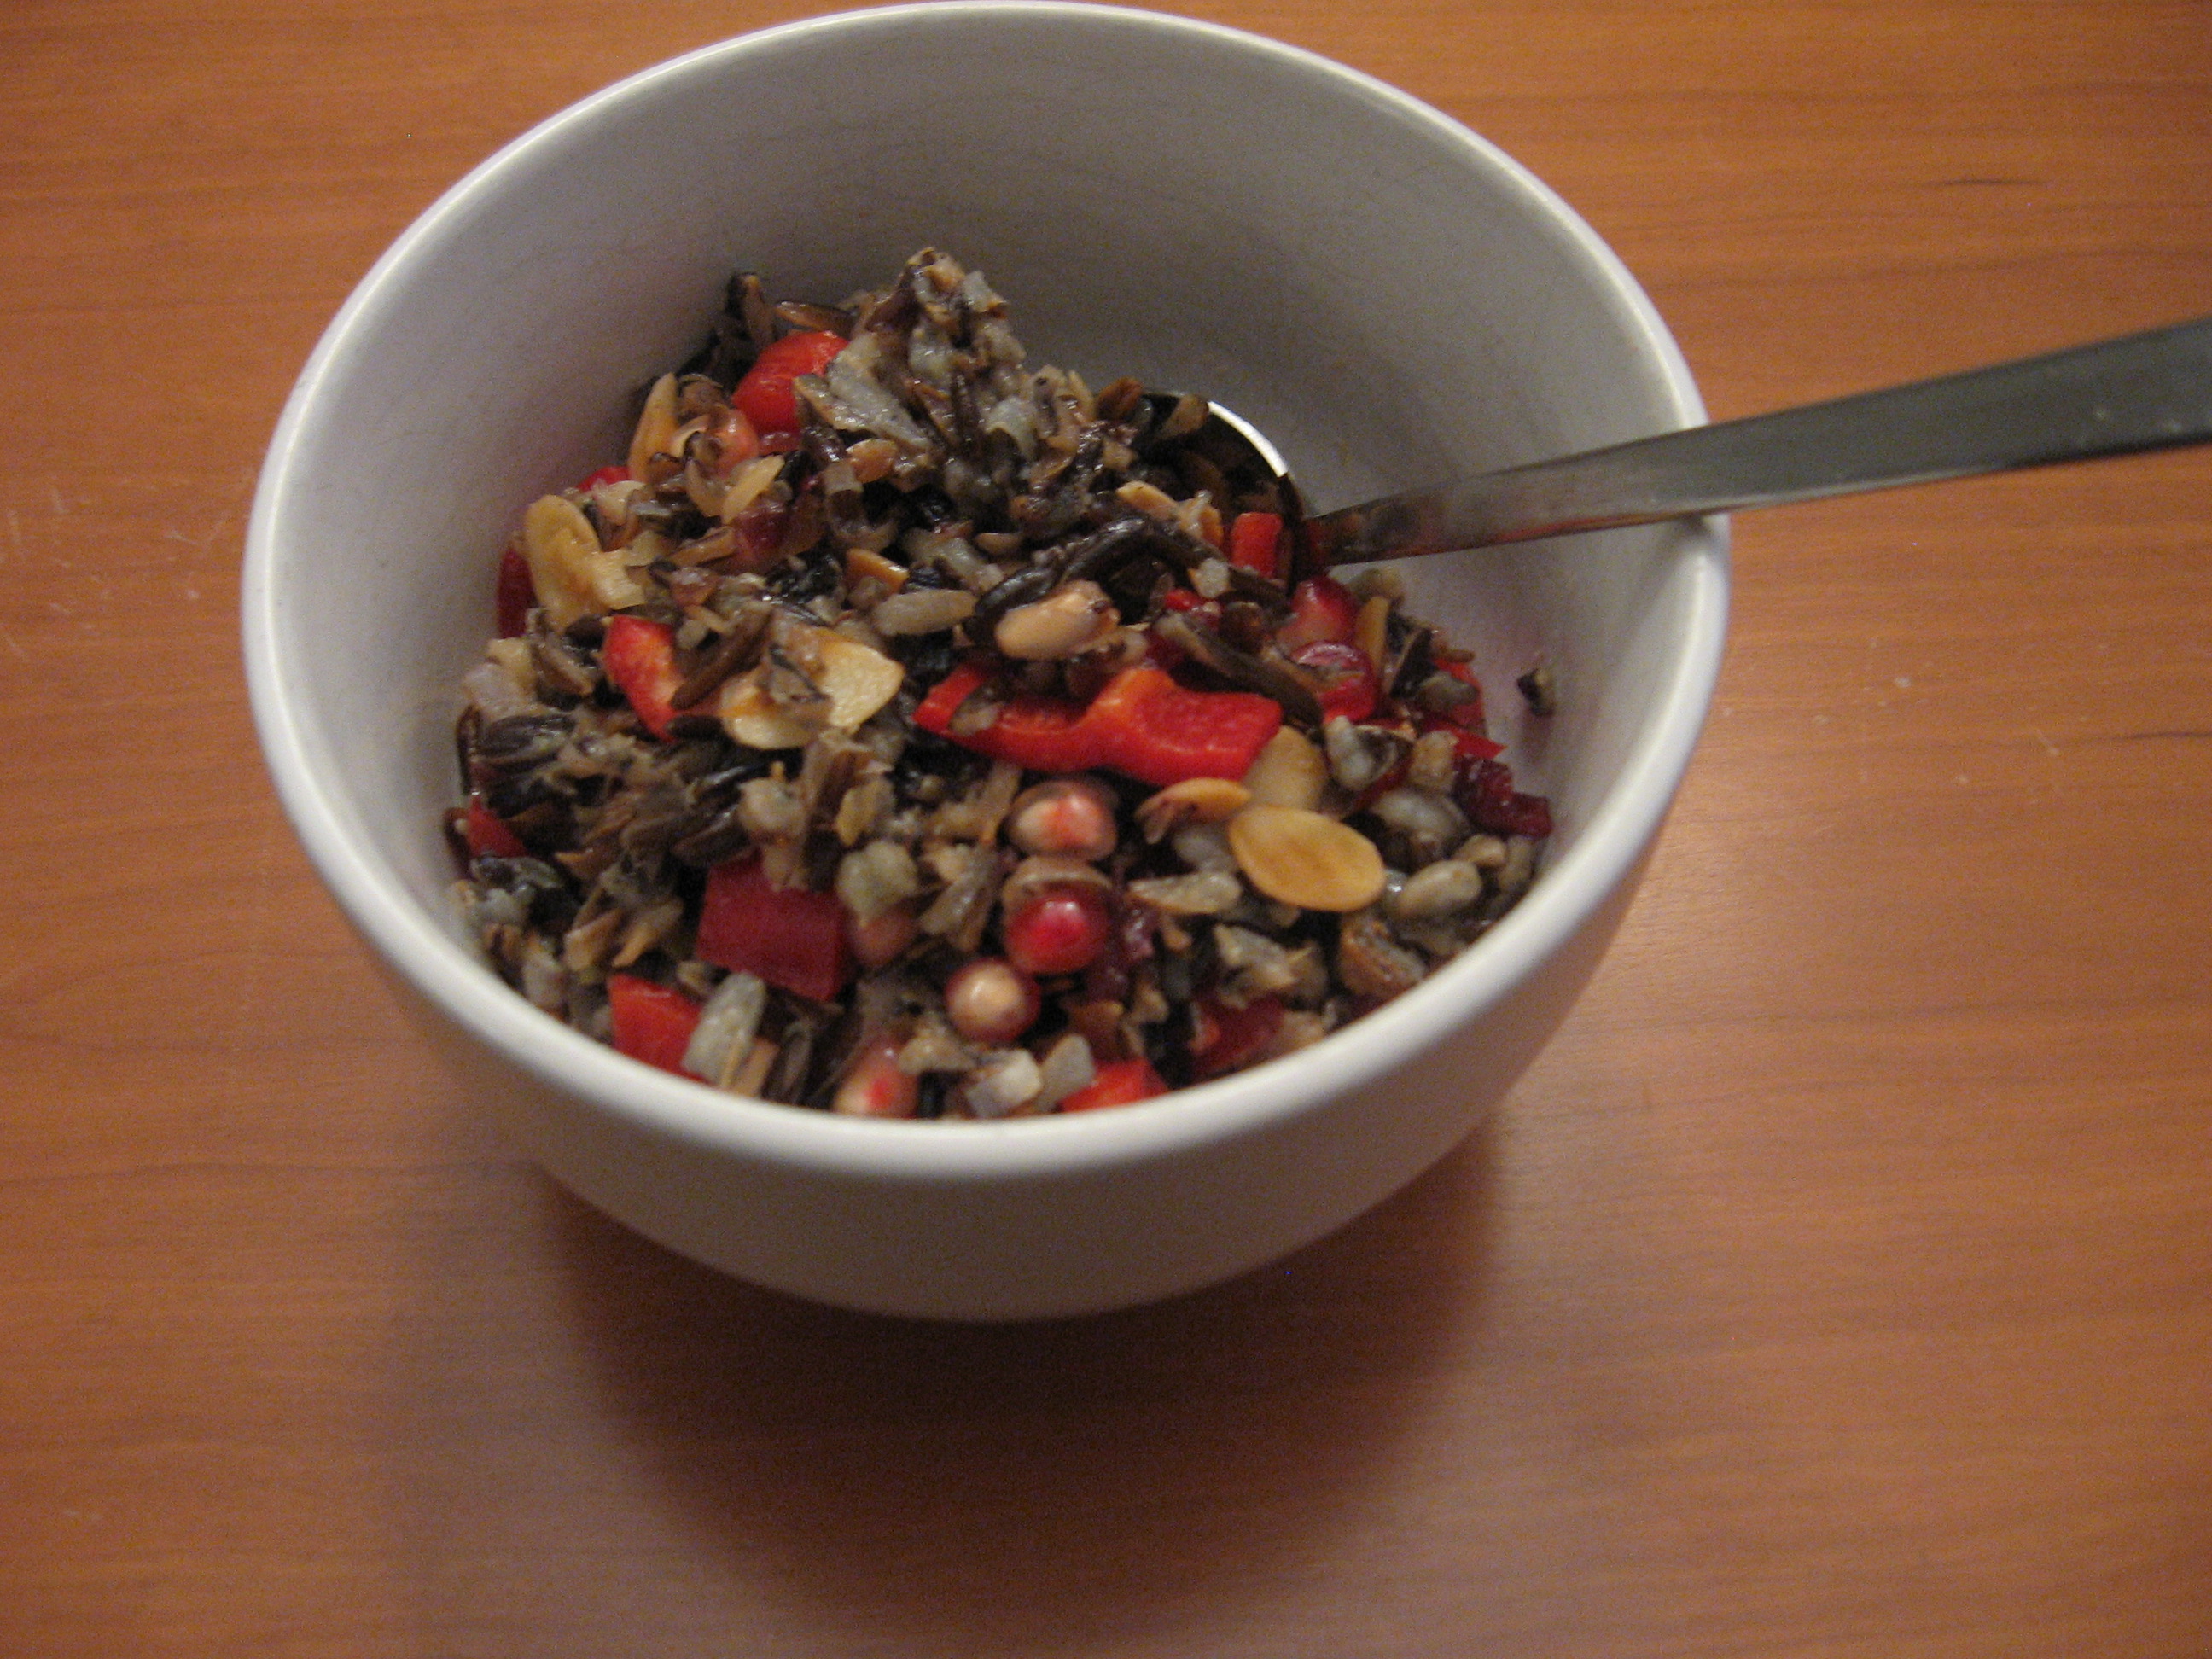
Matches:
[[447, 248, 1553, 1118]]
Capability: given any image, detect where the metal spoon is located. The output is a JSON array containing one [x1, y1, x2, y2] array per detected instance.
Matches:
[[1179, 315, 2212, 569]]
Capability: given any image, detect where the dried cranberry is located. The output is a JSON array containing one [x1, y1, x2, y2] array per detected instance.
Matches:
[[1460, 756, 1554, 839]]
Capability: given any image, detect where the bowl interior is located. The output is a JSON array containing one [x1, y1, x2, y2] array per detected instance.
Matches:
[[247, 2, 1725, 1148]]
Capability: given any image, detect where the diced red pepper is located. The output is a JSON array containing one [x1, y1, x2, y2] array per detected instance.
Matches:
[[1225, 510, 1283, 579], [1460, 756, 1555, 840], [734, 330, 847, 435], [915, 661, 1105, 774], [1082, 666, 1282, 786], [696, 857, 853, 1003], [1424, 719, 1505, 764], [1290, 640, 1380, 724], [579, 464, 631, 491], [1191, 994, 1285, 1079], [463, 795, 529, 859], [982, 695, 1111, 773], [1157, 588, 1208, 612], [916, 663, 1281, 786], [1278, 574, 1359, 653], [495, 545, 534, 637], [602, 615, 688, 741], [608, 975, 701, 1077], [1058, 1056, 1170, 1112], [912, 660, 993, 736]]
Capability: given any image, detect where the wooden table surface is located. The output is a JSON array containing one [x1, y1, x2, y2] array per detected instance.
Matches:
[[5, 2, 2209, 1654]]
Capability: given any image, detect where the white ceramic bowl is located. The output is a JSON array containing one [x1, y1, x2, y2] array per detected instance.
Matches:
[[244, 2, 1726, 1319]]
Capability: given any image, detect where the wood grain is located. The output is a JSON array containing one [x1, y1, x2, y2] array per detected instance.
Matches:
[[2, 3, 2208, 1655]]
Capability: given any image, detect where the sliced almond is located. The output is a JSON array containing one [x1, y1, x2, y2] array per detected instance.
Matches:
[[1135, 777, 1252, 842], [1114, 478, 1182, 521], [727, 1037, 780, 1098], [626, 372, 680, 480], [1226, 805, 1386, 913], [520, 493, 642, 630], [1239, 726, 1329, 811], [718, 667, 818, 750], [844, 547, 910, 594], [717, 453, 786, 522], [846, 437, 901, 484], [800, 629, 905, 730], [1355, 594, 1392, 672], [720, 621, 907, 743]]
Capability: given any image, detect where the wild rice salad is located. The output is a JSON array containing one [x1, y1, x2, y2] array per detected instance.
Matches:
[[448, 249, 1552, 1117]]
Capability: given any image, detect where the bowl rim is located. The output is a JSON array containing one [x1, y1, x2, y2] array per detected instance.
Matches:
[[242, 0, 1729, 1184]]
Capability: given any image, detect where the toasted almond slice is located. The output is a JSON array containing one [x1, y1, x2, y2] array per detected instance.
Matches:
[[806, 631, 905, 730], [626, 372, 680, 480], [520, 493, 642, 629], [1114, 478, 1182, 521], [1240, 726, 1329, 811], [1355, 594, 1392, 672], [727, 1037, 779, 1098], [718, 453, 786, 522], [1135, 777, 1253, 842], [1226, 805, 1386, 913], [844, 547, 909, 593], [718, 667, 818, 750]]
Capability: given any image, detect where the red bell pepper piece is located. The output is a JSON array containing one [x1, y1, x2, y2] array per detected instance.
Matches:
[[602, 615, 687, 741], [916, 663, 1281, 785], [1424, 719, 1505, 764], [1191, 994, 1285, 1079], [463, 795, 529, 859], [696, 857, 853, 1002], [734, 330, 847, 435], [1278, 574, 1359, 653], [579, 464, 631, 491], [1289, 640, 1379, 724], [1225, 510, 1283, 579], [1083, 667, 1282, 786], [912, 659, 992, 735], [495, 545, 533, 637], [913, 660, 1103, 773], [976, 695, 1103, 773], [1058, 1056, 1170, 1112], [608, 974, 702, 1077]]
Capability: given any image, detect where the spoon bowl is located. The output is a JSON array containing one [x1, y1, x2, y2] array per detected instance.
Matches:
[[1168, 313, 2212, 570]]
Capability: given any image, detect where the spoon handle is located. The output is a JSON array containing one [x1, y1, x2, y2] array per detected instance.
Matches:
[[1305, 315, 2212, 564]]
